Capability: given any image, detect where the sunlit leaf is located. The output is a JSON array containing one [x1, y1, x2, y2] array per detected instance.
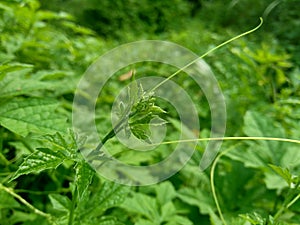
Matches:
[[10, 148, 66, 181]]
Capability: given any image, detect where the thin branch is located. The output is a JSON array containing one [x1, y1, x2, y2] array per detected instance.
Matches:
[[0, 183, 56, 224]]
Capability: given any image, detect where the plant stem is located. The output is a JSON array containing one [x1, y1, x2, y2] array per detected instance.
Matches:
[[149, 18, 263, 93], [68, 184, 78, 225], [149, 136, 300, 225], [273, 181, 300, 220], [88, 116, 127, 159], [0, 183, 56, 224], [287, 193, 300, 209], [149, 136, 300, 146], [210, 145, 239, 225]]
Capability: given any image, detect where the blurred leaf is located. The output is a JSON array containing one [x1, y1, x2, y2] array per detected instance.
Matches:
[[269, 164, 292, 186], [0, 64, 51, 98], [177, 187, 215, 214], [49, 194, 71, 213], [155, 181, 176, 206], [0, 189, 21, 209], [122, 192, 159, 221]]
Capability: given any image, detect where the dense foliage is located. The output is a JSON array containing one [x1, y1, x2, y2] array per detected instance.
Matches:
[[0, 0, 299, 224]]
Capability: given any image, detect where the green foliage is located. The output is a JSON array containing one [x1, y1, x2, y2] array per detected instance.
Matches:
[[39, 0, 192, 38], [1, 0, 299, 225], [121, 181, 193, 225]]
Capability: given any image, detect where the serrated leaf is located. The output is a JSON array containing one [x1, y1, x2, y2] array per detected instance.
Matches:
[[155, 181, 176, 206], [121, 192, 159, 221], [166, 215, 193, 225], [228, 111, 290, 168], [243, 110, 285, 140], [269, 164, 292, 186], [10, 148, 66, 181], [0, 98, 67, 137], [36, 130, 79, 158], [49, 194, 71, 212], [161, 202, 176, 221], [177, 187, 215, 214], [82, 181, 130, 218], [0, 65, 51, 97], [75, 161, 94, 200]]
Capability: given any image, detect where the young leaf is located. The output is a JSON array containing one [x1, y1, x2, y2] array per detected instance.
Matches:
[[0, 98, 67, 137], [75, 161, 94, 201], [37, 130, 79, 158], [10, 148, 66, 181]]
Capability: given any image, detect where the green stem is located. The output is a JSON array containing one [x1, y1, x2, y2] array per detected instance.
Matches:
[[273, 181, 300, 220], [91, 18, 264, 160], [149, 136, 300, 146], [68, 184, 78, 225], [0, 183, 56, 224], [88, 116, 127, 159], [210, 145, 238, 225], [148, 136, 300, 225], [149, 18, 263, 93], [287, 193, 300, 209]]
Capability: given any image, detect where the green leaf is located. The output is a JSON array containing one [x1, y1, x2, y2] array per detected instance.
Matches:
[[0, 189, 21, 209], [49, 194, 71, 213], [10, 147, 66, 181], [80, 181, 130, 218], [269, 164, 292, 186], [0, 98, 67, 137], [164, 215, 193, 225], [155, 181, 176, 206], [75, 161, 94, 201], [177, 187, 215, 214], [36, 130, 79, 158], [228, 110, 290, 168], [243, 110, 285, 144], [135, 219, 155, 225], [239, 212, 265, 225], [131, 124, 151, 143], [97, 216, 125, 225], [0, 65, 51, 98], [161, 202, 176, 222], [121, 192, 160, 221]]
